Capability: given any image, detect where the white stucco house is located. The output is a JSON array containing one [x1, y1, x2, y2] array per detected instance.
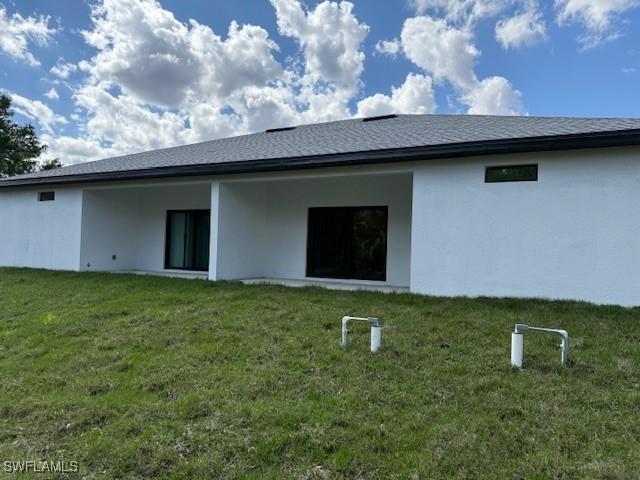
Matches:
[[1, 114, 639, 306]]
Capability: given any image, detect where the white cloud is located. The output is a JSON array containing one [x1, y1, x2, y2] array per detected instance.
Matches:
[[9, 92, 67, 133], [270, 0, 369, 89], [40, 135, 106, 165], [238, 84, 301, 133], [73, 82, 187, 154], [0, 5, 55, 66], [14, 0, 376, 165], [464, 76, 523, 114], [69, 0, 372, 159], [44, 88, 60, 100], [399, 15, 524, 114], [409, 0, 508, 26], [188, 20, 284, 101], [555, 0, 640, 47], [81, 0, 274, 108], [50, 60, 78, 79], [50, 0, 288, 161], [10, 0, 529, 167], [357, 73, 436, 116], [375, 39, 401, 56], [401, 16, 479, 90], [496, 8, 546, 48], [76, 0, 371, 125], [269, 0, 371, 124]]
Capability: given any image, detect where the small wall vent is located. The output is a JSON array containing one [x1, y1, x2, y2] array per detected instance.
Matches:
[[38, 191, 55, 202], [362, 114, 398, 122], [265, 126, 296, 133]]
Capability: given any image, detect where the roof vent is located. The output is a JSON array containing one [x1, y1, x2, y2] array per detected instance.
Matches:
[[265, 126, 296, 133], [362, 114, 398, 122]]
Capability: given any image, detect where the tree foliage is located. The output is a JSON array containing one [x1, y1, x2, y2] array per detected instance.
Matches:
[[0, 93, 58, 177], [39, 158, 63, 171]]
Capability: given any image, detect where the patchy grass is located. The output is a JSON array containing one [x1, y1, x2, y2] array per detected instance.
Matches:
[[0, 268, 638, 479]]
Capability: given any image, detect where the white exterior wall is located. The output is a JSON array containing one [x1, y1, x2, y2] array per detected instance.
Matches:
[[80, 183, 210, 271], [2, 144, 639, 306], [0, 187, 83, 270], [211, 182, 268, 280], [212, 174, 413, 286], [410, 148, 640, 306]]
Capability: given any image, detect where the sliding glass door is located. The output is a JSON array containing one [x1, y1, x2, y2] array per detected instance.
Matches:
[[165, 210, 210, 271], [306, 206, 388, 281]]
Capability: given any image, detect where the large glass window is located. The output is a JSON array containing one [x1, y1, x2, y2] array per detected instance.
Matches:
[[306, 206, 388, 281], [165, 210, 210, 271]]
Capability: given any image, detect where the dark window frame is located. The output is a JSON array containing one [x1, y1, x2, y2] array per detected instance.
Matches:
[[164, 209, 210, 272], [306, 206, 388, 282], [485, 164, 538, 183], [38, 191, 55, 201]]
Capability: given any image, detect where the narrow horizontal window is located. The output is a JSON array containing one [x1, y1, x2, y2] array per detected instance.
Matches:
[[485, 164, 538, 183], [38, 191, 55, 201]]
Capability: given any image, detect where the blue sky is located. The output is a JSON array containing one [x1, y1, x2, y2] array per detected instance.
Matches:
[[1, 0, 640, 164]]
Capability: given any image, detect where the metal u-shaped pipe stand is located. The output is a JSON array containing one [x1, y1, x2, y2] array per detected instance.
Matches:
[[341, 316, 381, 353], [511, 323, 569, 368]]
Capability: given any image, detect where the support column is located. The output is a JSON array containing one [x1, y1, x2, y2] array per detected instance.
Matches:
[[208, 181, 220, 281], [409, 168, 424, 294]]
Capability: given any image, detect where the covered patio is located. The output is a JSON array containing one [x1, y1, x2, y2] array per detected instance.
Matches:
[[210, 172, 413, 290], [78, 171, 413, 291], [79, 181, 212, 274]]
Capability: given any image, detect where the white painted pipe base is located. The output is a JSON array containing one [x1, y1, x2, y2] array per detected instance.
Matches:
[[370, 325, 381, 353], [511, 332, 524, 368]]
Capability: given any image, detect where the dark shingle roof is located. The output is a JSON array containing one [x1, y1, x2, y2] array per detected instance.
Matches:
[[3, 114, 640, 187]]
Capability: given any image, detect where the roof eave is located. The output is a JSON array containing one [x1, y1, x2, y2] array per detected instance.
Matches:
[[1, 128, 640, 189]]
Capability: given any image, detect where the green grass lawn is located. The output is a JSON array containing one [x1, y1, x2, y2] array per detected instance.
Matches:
[[0, 268, 638, 479]]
